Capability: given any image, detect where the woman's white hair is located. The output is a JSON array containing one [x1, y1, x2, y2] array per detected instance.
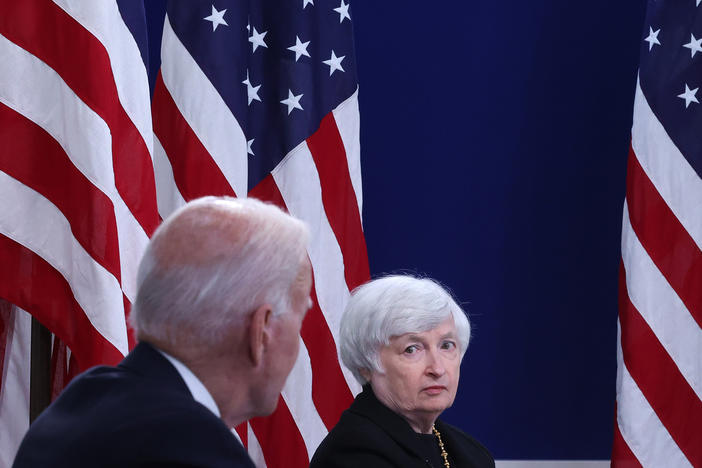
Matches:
[[340, 275, 471, 385], [130, 196, 309, 349]]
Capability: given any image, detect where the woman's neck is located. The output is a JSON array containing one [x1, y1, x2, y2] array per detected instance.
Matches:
[[369, 386, 439, 434], [404, 414, 437, 434]]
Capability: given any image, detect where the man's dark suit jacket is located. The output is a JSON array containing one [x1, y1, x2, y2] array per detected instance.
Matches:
[[309, 385, 495, 468], [12, 342, 254, 468]]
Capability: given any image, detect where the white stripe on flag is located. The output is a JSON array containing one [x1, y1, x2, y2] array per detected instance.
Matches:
[[52, 0, 154, 157], [281, 337, 329, 459], [0, 31, 148, 302], [332, 88, 363, 220], [621, 201, 702, 400], [0, 172, 129, 356], [615, 320, 692, 468], [272, 141, 362, 396], [160, 15, 248, 197], [0, 32, 114, 201], [0, 306, 31, 468], [153, 134, 187, 220], [631, 78, 702, 252]]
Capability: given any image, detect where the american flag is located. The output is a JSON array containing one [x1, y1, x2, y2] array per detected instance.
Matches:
[[153, 0, 369, 465], [0, 1, 156, 464], [0, 1, 368, 466], [613, 1, 702, 466]]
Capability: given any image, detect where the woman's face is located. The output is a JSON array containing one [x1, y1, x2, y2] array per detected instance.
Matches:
[[368, 315, 461, 430]]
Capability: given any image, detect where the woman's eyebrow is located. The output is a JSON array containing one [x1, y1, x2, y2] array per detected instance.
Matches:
[[403, 334, 423, 342]]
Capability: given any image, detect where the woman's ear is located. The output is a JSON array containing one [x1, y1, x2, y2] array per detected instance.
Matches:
[[359, 368, 371, 382], [248, 304, 273, 366]]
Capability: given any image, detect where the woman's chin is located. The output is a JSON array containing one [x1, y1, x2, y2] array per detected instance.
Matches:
[[416, 394, 453, 413]]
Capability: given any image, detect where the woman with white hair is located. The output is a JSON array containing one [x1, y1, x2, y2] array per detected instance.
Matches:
[[310, 275, 494, 468]]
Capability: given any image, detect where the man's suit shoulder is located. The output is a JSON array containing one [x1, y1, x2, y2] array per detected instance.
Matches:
[[13, 352, 253, 468]]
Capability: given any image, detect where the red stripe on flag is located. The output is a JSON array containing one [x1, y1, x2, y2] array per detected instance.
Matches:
[[234, 423, 248, 449], [249, 396, 309, 468], [0, 102, 121, 284], [626, 147, 702, 329], [0, 235, 124, 372], [302, 281, 353, 429], [250, 175, 354, 428], [152, 74, 236, 200], [0, 0, 158, 236], [123, 296, 136, 351], [50, 338, 69, 402], [618, 264, 702, 466], [248, 174, 285, 208], [306, 113, 370, 290], [611, 407, 643, 468]]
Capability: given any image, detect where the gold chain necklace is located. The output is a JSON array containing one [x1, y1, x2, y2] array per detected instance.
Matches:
[[431, 424, 450, 468]]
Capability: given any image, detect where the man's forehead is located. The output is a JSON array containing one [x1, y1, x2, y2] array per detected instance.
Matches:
[[291, 258, 313, 300], [298, 257, 312, 283]]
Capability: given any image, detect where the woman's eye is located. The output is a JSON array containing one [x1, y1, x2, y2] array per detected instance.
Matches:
[[404, 345, 419, 354], [441, 341, 456, 350]]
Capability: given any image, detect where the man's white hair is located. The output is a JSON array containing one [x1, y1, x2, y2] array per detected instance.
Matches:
[[340, 275, 471, 385], [130, 196, 309, 348]]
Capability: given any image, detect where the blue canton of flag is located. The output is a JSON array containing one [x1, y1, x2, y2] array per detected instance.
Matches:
[[167, 0, 358, 190], [639, 0, 702, 174]]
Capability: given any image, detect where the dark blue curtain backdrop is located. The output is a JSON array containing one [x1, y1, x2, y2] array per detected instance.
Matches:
[[145, 0, 647, 460], [351, 1, 647, 459]]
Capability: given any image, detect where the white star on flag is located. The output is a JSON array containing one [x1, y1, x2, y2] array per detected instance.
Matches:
[[280, 89, 304, 114], [683, 33, 702, 57], [247, 138, 255, 156], [334, 0, 351, 23], [678, 83, 699, 108], [242, 71, 261, 105], [323, 50, 345, 75], [645, 26, 661, 51], [288, 36, 311, 61], [249, 27, 268, 52], [303, 0, 314, 8], [203, 5, 228, 32]]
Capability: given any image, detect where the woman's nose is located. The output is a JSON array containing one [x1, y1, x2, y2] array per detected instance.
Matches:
[[425, 349, 446, 377]]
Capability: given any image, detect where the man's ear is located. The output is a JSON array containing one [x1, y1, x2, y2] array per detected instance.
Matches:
[[248, 304, 273, 367]]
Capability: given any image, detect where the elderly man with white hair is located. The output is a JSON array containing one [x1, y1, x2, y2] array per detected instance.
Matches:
[[310, 275, 494, 468], [13, 197, 312, 468]]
